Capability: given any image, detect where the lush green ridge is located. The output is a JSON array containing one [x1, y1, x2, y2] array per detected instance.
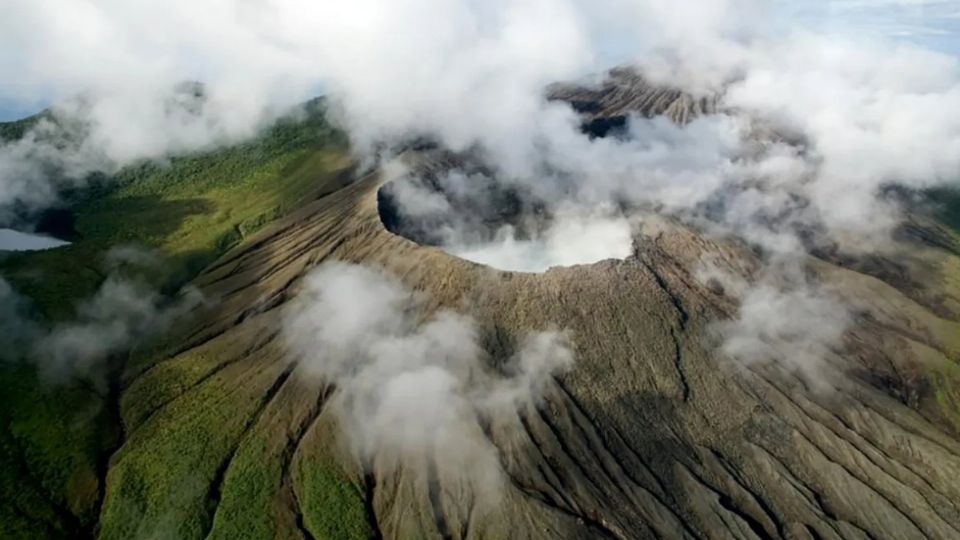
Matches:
[[1, 100, 347, 318], [0, 110, 50, 141], [0, 101, 351, 539]]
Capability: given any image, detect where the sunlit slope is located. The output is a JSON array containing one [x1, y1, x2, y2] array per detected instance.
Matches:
[[1, 101, 348, 318], [0, 102, 351, 539]]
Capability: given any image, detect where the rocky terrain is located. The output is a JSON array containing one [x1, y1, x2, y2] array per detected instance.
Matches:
[[548, 68, 719, 134], [85, 73, 960, 539]]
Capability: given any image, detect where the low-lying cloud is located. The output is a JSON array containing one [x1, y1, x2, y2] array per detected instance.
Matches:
[[283, 262, 573, 501], [0, 276, 42, 355], [0, 85, 286, 226], [0, 247, 202, 383], [700, 260, 851, 385], [40, 275, 202, 382]]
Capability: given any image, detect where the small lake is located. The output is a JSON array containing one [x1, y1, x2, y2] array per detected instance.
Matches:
[[0, 228, 70, 251]]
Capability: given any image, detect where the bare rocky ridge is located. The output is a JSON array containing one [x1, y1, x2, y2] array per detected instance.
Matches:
[[97, 72, 960, 539], [548, 67, 720, 134]]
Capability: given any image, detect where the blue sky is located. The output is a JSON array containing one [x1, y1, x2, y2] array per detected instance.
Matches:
[[779, 0, 960, 56], [1, 0, 959, 122], [0, 96, 47, 122]]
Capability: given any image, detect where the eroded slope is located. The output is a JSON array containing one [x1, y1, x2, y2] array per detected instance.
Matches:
[[94, 71, 960, 540], [97, 159, 960, 539]]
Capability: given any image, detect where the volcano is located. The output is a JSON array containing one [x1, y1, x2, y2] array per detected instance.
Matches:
[[2, 71, 960, 540], [85, 72, 960, 539]]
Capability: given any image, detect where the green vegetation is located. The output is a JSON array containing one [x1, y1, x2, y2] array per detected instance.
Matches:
[[0, 364, 107, 538], [206, 379, 370, 540], [294, 450, 371, 540], [0, 99, 353, 539], [928, 187, 960, 235], [97, 353, 289, 540], [1, 100, 348, 319], [0, 110, 51, 141], [932, 368, 960, 433], [107, 320, 371, 539]]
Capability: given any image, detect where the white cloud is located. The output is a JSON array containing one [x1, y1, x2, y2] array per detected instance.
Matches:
[[39, 276, 203, 382], [449, 208, 633, 272], [0, 252, 203, 382], [283, 262, 573, 500]]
